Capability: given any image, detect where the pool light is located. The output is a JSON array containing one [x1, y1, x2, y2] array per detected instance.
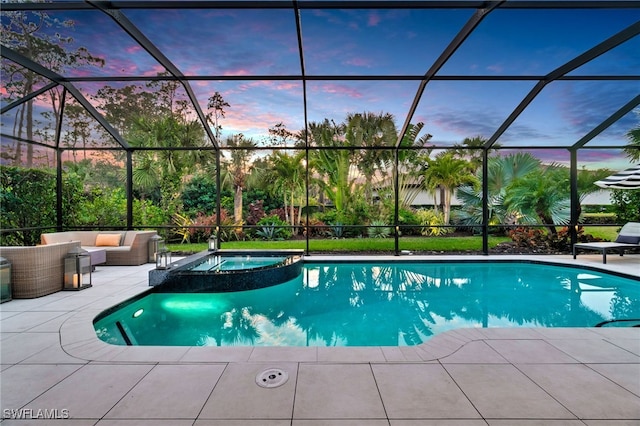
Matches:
[[132, 308, 144, 318]]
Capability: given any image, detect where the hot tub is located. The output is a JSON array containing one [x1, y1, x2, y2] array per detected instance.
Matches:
[[148, 249, 303, 293]]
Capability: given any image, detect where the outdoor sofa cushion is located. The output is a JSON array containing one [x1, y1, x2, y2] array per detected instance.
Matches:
[[95, 233, 122, 247], [615, 234, 640, 244]]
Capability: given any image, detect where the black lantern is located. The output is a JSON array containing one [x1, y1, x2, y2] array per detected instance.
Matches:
[[64, 247, 92, 290], [0, 256, 11, 303], [156, 244, 172, 269], [148, 234, 164, 263], [208, 234, 218, 251]]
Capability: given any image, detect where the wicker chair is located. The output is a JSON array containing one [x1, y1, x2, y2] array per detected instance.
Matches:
[[0, 241, 80, 298]]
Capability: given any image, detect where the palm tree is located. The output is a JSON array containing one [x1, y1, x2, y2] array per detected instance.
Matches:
[[623, 111, 640, 162], [222, 134, 257, 231], [345, 112, 397, 203], [457, 152, 541, 225], [307, 119, 355, 216], [504, 164, 571, 234], [421, 152, 475, 225], [451, 135, 499, 173], [263, 150, 306, 229], [392, 122, 433, 209], [127, 115, 209, 214]]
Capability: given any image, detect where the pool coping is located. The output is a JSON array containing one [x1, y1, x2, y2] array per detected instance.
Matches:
[[60, 254, 640, 363]]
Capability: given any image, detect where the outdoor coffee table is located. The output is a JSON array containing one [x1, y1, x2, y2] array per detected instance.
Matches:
[[84, 248, 106, 271]]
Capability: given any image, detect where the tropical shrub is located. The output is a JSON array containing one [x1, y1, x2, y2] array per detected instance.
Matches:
[[172, 210, 230, 243], [172, 212, 193, 244], [397, 207, 421, 236], [367, 220, 391, 238], [269, 206, 300, 225], [190, 212, 219, 243], [245, 200, 266, 226], [301, 217, 328, 237], [610, 189, 640, 223], [508, 226, 602, 252], [181, 173, 218, 215], [132, 198, 167, 228], [329, 222, 346, 238], [76, 187, 127, 227], [0, 166, 58, 245], [255, 215, 292, 240], [316, 208, 369, 238], [415, 208, 451, 236], [244, 188, 279, 214]]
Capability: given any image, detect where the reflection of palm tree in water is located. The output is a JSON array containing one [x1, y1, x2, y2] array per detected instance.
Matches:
[[194, 307, 260, 347], [194, 263, 629, 346], [284, 264, 437, 346], [419, 264, 609, 328]]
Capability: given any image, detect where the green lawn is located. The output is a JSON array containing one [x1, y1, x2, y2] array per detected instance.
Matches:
[[166, 227, 623, 255], [582, 226, 621, 241], [168, 235, 511, 254]]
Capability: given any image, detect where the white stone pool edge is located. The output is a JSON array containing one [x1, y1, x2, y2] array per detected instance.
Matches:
[[59, 254, 640, 363]]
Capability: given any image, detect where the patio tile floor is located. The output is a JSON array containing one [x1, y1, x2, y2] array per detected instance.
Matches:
[[1, 254, 638, 424]]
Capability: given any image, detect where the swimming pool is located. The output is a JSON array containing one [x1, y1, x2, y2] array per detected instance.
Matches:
[[94, 261, 640, 347]]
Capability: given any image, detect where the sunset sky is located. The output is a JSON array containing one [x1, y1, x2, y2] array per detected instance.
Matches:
[[2, 2, 639, 170]]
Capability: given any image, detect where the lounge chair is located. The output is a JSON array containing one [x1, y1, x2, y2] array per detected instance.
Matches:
[[573, 222, 640, 264]]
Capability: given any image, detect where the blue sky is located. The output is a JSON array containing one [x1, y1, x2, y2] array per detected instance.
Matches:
[[2, 4, 639, 170]]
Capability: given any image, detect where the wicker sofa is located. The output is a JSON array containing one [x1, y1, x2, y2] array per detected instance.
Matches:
[[40, 230, 157, 266], [0, 241, 81, 298]]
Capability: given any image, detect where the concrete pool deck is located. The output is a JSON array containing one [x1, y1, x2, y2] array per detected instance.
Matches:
[[1, 254, 639, 424]]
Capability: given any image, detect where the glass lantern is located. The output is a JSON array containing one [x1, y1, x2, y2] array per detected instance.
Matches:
[[148, 234, 164, 263], [156, 244, 172, 269], [64, 247, 92, 290], [0, 256, 11, 303], [208, 234, 218, 251]]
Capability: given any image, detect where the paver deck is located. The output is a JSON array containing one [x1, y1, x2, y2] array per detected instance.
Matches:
[[1, 254, 639, 425]]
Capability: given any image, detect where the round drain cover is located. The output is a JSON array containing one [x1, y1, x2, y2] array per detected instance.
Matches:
[[256, 368, 289, 388]]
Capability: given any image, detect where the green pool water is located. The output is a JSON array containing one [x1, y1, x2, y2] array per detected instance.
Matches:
[[186, 255, 289, 272], [94, 261, 640, 347]]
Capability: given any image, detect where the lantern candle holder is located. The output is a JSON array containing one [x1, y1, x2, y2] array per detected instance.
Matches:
[[0, 256, 11, 303], [156, 244, 172, 270], [208, 234, 218, 251], [148, 234, 164, 263], [64, 247, 92, 291]]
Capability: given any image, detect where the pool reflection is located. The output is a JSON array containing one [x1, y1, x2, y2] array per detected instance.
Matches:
[[94, 262, 640, 346]]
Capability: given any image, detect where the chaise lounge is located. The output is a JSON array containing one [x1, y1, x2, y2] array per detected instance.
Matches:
[[573, 222, 640, 264]]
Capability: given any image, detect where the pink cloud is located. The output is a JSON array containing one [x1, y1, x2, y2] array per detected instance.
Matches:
[[318, 83, 363, 99], [68, 69, 95, 78], [345, 57, 372, 68], [273, 82, 300, 91], [223, 69, 251, 77], [125, 45, 143, 54], [218, 104, 304, 141], [103, 60, 140, 75], [368, 12, 381, 27], [142, 64, 168, 77]]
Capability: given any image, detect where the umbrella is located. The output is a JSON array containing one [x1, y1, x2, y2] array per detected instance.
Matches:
[[594, 164, 640, 190]]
